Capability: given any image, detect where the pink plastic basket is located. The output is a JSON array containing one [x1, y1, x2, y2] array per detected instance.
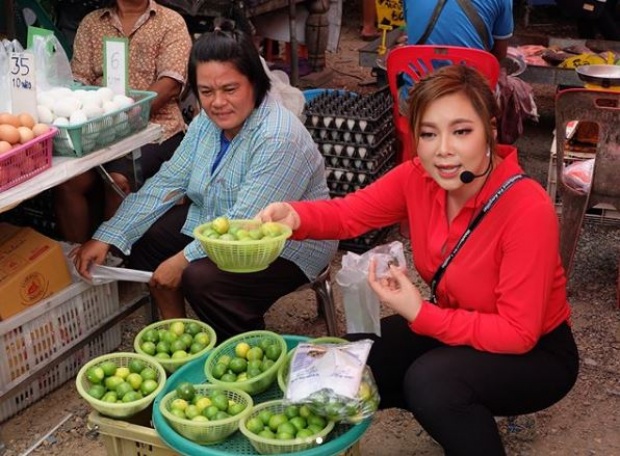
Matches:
[[0, 127, 56, 192]]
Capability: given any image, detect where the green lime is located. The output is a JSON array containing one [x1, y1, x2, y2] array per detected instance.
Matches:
[[115, 381, 134, 398], [218, 355, 232, 367], [299, 405, 312, 418], [258, 337, 273, 352], [140, 367, 158, 381], [258, 429, 275, 439], [87, 384, 106, 400], [156, 341, 171, 354], [296, 428, 314, 438], [192, 415, 208, 422], [171, 350, 189, 360], [104, 375, 124, 391], [211, 363, 228, 380], [86, 366, 105, 384], [203, 405, 219, 419], [155, 352, 170, 360], [246, 416, 265, 434], [170, 408, 186, 419], [184, 404, 201, 420], [246, 347, 264, 361], [189, 342, 206, 354], [126, 373, 143, 390], [265, 344, 282, 361], [161, 331, 178, 345], [258, 409, 274, 425], [214, 410, 230, 420], [141, 328, 159, 344], [140, 341, 157, 356], [308, 423, 324, 434], [228, 402, 247, 416], [128, 359, 147, 374], [101, 391, 118, 403], [220, 372, 237, 382], [290, 416, 308, 431], [170, 339, 187, 353], [307, 414, 327, 429], [276, 431, 295, 440], [186, 322, 202, 336], [277, 422, 297, 436], [179, 333, 193, 348], [260, 359, 276, 372], [247, 367, 262, 378], [284, 405, 300, 419], [229, 357, 248, 374], [169, 321, 185, 336], [212, 394, 229, 411], [170, 398, 189, 412], [99, 360, 118, 377], [268, 413, 288, 432], [122, 391, 142, 402], [175, 382, 196, 401], [114, 367, 130, 380]]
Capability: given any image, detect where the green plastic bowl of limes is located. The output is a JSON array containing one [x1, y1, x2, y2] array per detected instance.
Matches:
[[193, 219, 292, 273], [204, 330, 287, 396], [134, 318, 217, 374], [76, 352, 167, 418], [159, 384, 253, 445]]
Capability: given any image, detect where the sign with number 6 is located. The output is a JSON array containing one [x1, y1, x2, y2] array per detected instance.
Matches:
[[104, 37, 129, 96]]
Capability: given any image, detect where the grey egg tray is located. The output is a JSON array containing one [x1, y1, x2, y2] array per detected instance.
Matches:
[[339, 225, 394, 253], [326, 150, 397, 196], [323, 138, 395, 172], [307, 115, 394, 147]]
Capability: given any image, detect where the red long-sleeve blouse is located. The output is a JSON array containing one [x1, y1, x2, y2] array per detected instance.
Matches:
[[290, 145, 570, 354]]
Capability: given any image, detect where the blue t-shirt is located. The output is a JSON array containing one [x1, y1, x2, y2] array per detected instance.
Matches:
[[404, 0, 513, 50]]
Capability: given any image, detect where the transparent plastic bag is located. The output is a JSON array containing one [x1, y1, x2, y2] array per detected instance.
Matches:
[[30, 34, 74, 92], [335, 240, 407, 336], [284, 339, 380, 424], [563, 158, 594, 193]]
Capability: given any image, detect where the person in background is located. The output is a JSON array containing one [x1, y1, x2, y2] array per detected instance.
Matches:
[[258, 65, 578, 455], [403, 0, 513, 61], [73, 21, 337, 340], [361, 0, 380, 40], [53, 0, 192, 243]]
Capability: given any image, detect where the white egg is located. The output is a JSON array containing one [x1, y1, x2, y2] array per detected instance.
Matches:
[[50, 87, 74, 100], [53, 97, 82, 118], [52, 117, 69, 126], [97, 87, 114, 103], [37, 93, 55, 111], [36, 105, 54, 124], [82, 103, 104, 120], [112, 94, 134, 109], [73, 89, 89, 100], [69, 110, 88, 125], [102, 100, 120, 114], [83, 92, 103, 107]]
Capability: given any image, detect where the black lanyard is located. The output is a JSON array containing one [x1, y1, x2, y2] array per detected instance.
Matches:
[[429, 174, 528, 304]]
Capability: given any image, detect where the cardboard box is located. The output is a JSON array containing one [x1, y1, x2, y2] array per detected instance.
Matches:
[[0, 223, 72, 320]]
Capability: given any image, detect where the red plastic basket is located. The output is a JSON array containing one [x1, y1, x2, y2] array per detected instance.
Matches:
[[0, 127, 56, 192]]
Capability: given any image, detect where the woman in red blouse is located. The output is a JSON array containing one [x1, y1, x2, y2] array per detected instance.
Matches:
[[258, 65, 579, 455]]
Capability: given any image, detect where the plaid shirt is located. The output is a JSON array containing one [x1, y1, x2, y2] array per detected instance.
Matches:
[[94, 96, 337, 280]]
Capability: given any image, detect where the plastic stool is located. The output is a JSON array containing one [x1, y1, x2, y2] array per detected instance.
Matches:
[[294, 265, 338, 336]]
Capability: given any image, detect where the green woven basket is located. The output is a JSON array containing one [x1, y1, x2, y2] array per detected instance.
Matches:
[[134, 318, 217, 374], [277, 337, 347, 393], [160, 384, 253, 445], [193, 220, 292, 273], [76, 352, 167, 419], [205, 331, 287, 396], [239, 399, 336, 454]]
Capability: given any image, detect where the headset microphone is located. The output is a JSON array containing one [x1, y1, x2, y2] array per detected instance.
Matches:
[[459, 154, 493, 184]]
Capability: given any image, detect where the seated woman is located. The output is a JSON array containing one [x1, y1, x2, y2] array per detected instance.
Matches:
[[54, 0, 192, 243], [73, 21, 337, 340], [258, 65, 579, 455]]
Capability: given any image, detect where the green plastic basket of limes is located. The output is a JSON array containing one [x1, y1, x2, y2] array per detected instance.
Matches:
[[76, 352, 167, 418], [159, 383, 253, 445], [277, 337, 347, 393], [204, 330, 287, 396], [193, 218, 292, 273], [239, 399, 336, 454], [134, 318, 217, 374]]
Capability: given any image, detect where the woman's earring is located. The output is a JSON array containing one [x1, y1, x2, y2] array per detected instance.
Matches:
[[486, 148, 491, 157]]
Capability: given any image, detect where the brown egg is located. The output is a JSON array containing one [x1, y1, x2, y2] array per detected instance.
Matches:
[[0, 113, 20, 128], [17, 113, 36, 129], [17, 126, 35, 144], [0, 125, 20, 144], [0, 141, 13, 155], [31, 123, 50, 137]]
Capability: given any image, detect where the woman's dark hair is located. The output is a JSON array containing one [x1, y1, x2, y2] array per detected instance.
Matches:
[[188, 19, 271, 108]]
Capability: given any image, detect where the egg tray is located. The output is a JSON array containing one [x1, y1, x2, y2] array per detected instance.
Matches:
[[0, 127, 56, 193], [322, 137, 396, 171], [326, 149, 397, 196], [0, 189, 58, 238], [52, 88, 156, 157], [304, 87, 393, 134], [339, 225, 395, 253], [308, 115, 394, 149]]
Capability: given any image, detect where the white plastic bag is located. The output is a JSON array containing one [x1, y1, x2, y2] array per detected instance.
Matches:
[[335, 240, 407, 336], [30, 34, 74, 92], [563, 158, 594, 193]]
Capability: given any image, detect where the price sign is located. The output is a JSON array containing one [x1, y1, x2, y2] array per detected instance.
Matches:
[[104, 37, 129, 96], [9, 51, 38, 120]]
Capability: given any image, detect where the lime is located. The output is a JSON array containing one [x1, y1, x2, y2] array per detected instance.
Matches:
[[218, 355, 232, 367], [296, 428, 314, 438], [307, 414, 327, 429], [99, 360, 118, 377], [194, 397, 212, 412], [265, 344, 282, 361], [260, 359, 276, 372], [170, 408, 186, 419], [140, 341, 157, 356], [179, 333, 194, 348], [276, 431, 295, 440], [308, 423, 324, 434], [284, 405, 299, 419], [157, 329, 168, 342], [212, 394, 229, 411], [141, 328, 159, 344], [229, 357, 248, 374], [235, 342, 251, 359], [126, 373, 143, 390], [258, 409, 274, 426], [115, 367, 130, 380], [122, 391, 141, 402], [289, 416, 308, 431], [170, 339, 187, 353], [104, 375, 124, 391], [86, 366, 105, 384], [194, 332, 211, 346], [228, 402, 247, 416], [87, 384, 106, 400], [189, 342, 206, 354], [246, 416, 265, 434], [211, 363, 228, 380], [258, 337, 273, 352], [277, 422, 297, 436], [247, 367, 262, 378], [115, 381, 134, 398], [191, 415, 208, 422], [161, 331, 178, 345], [268, 413, 288, 432], [171, 350, 189, 360], [258, 429, 275, 439], [246, 347, 263, 361], [176, 382, 196, 401], [101, 391, 118, 403], [184, 404, 201, 420], [171, 398, 189, 412], [155, 352, 171, 360], [128, 359, 147, 374], [203, 405, 219, 420], [156, 341, 171, 354], [220, 372, 237, 382], [248, 228, 263, 240], [214, 411, 230, 420], [211, 216, 230, 235], [169, 321, 185, 336], [261, 222, 283, 237], [140, 367, 158, 381], [186, 322, 202, 336], [299, 405, 312, 418]]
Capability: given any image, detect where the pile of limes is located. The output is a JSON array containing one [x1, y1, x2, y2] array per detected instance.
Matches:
[[167, 382, 248, 422], [137, 320, 211, 361], [199, 217, 286, 242], [244, 403, 330, 441], [85, 357, 160, 403], [210, 339, 283, 383]]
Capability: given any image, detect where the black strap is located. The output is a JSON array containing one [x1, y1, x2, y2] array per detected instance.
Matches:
[[429, 174, 528, 304], [455, 0, 491, 51], [416, 0, 448, 45]]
